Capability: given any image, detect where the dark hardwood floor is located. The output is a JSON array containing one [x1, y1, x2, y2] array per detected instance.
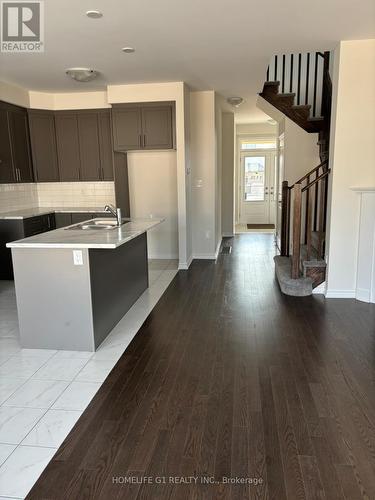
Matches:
[[28, 234, 375, 499]]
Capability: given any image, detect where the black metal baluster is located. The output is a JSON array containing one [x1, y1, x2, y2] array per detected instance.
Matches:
[[282, 54, 286, 93], [289, 54, 294, 93], [266, 65, 269, 81], [313, 52, 318, 116], [297, 53, 301, 104], [274, 55, 278, 81], [305, 53, 310, 105]]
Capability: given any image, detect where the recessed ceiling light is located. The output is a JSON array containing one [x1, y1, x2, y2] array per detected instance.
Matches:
[[122, 47, 135, 53], [86, 10, 102, 18], [66, 67, 99, 82]]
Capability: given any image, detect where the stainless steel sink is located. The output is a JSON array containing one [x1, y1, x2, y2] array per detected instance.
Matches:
[[65, 218, 123, 230]]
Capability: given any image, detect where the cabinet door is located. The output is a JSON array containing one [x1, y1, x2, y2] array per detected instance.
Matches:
[[112, 107, 142, 151], [55, 213, 72, 229], [8, 107, 33, 182], [55, 114, 81, 181], [141, 105, 173, 149], [28, 111, 59, 182], [71, 212, 96, 224], [0, 108, 15, 183], [98, 111, 114, 180], [77, 113, 101, 181]]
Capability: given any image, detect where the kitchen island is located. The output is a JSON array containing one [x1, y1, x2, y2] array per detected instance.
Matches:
[[7, 218, 163, 351]]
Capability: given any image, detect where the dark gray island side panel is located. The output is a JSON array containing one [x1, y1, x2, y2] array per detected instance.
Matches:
[[89, 232, 148, 348]]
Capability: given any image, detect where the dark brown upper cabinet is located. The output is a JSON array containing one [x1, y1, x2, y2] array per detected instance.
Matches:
[[8, 107, 33, 182], [112, 106, 142, 151], [28, 110, 59, 182], [112, 102, 175, 151], [97, 111, 114, 181], [0, 101, 33, 184], [0, 106, 15, 183], [141, 105, 173, 150], [77, 113, 101, 181], [54, 109, 114, 182]]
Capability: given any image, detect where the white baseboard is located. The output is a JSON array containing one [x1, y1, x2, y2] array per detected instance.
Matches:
[[149, 253, 179, 260], [325, 289, 356, 299], [222, 232, 234, 237], [193, 254, 217, 260], [355, 288, 372, 303], [312, 281, 326, 295], [178, 253, 193, 270]]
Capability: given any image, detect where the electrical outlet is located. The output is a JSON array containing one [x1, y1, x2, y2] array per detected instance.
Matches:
[[73, 250, 83, 266]]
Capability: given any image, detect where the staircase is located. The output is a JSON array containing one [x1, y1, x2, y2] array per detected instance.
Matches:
[[259, 51, 332, 296]]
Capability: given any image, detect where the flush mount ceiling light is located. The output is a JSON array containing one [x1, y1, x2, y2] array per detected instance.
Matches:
[[227, 96, 244, 107], [66, 67, 99, 82], [86, 10, 103, 18], [122, 47, 135, 53]]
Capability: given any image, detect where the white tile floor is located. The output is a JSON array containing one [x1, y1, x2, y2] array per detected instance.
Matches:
[[0, 259, 178, 499]]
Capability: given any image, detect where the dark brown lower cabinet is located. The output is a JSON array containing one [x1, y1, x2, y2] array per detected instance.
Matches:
[[0, 213, 55, 279]]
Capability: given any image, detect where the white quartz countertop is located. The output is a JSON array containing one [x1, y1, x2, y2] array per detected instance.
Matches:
[[7, 218, 164, 249], [0, 207, 108, 219]]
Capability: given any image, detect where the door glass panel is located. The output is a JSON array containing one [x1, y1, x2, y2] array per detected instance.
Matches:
[[243, 156, 265, 201]]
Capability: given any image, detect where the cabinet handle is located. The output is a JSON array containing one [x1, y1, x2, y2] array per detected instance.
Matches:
[[139, 134, 142, 148], [18, 168, 21, 182], [143, 134, 147, 147]]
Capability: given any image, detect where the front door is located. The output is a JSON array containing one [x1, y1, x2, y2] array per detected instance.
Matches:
[[239, 151, 276, 224]]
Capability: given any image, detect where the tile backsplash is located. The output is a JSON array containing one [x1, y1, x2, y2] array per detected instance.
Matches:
[[37, 182, 115, 208], [0, 183, 39, 212], [0, 182, 115, 212]]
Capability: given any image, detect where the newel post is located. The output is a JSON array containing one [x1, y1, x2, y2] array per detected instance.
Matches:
[[280, 181, 290, 256], [291, 182, 302, 279]]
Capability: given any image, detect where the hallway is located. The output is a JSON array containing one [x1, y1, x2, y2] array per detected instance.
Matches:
[[27, 234, 375, 499]]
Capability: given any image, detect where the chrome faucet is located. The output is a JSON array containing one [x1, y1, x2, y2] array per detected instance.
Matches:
[[104, 204, 122, 227]]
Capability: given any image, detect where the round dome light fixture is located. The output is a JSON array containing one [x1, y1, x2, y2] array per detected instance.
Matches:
[[66, 67, 99, 82], [227, 96, 244, 107], [86, 10, 103, 18], [122, 47, 135, 53]]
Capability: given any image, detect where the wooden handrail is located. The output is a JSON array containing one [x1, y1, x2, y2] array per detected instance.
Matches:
[[302, 169, 330, 192], [289, 159, 328, 189]]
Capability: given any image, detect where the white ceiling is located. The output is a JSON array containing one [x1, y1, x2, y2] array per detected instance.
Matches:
[[1, 0, 374, 123]]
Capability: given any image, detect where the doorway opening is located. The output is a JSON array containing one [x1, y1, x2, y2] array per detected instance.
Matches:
[[235, 137, 278, 234]]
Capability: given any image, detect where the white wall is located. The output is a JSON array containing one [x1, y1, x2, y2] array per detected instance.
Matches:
[[29, 91, 110, 110], [326, 39, 375, 298], [127, 151, 178, 259], [221, 113, 235, 236], [107, 82, 191, 269], [283, 118, 320, 185], [190, 91, 217, 258], [0, 81, 29, 107]]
